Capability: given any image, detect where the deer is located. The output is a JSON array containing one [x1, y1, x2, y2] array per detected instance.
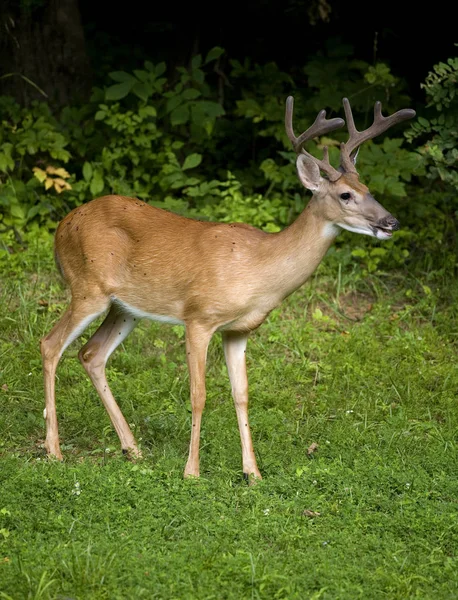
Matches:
[[40, 95, 415, 480]]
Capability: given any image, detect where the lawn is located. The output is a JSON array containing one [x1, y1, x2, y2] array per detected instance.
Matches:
[[1, 229, 457, 599]]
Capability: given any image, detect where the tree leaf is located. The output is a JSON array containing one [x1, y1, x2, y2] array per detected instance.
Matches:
[[195, 100, 225, 119], [170, 104, 190, 125], [90, 171, 104, 195], [205, 46, 224, 64], [105, 80, 135, 101], [132, 82, 150, 102], [32, 167, 47, 183], [10, 203, 25, 220], [138, 106, 157, 118], [53, 178, 72, 191], [192, 69, 204, 85], [133, 70, 149, 83], [109, 71, 136, 83], [166, 95, 184, 113], [183, 88, 201, 100], [82, 162, 93, 182], [182, 153, 202, 171], [191, 54, 202, 70], [155, 62, 166, 76], [46, 166, 70, 178]]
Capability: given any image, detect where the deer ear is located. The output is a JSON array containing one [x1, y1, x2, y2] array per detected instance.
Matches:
[[296, 154, 323, 192]]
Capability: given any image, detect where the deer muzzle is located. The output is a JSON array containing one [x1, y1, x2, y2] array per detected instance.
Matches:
[[373, 215, 400, 238]]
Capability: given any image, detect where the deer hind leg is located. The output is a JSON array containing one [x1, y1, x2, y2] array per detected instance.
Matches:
[[78, 304, 141, 457], [183, 322, 214, 478], [41, 299, 109, 459], [222, 331, 262, 481]]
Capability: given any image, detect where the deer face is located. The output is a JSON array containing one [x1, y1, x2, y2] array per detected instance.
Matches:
[[285, 95, 414, 241], [296, 156, 400, 240]]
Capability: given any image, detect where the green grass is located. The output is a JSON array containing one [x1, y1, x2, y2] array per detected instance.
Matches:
[[0, 231, 457, 599]]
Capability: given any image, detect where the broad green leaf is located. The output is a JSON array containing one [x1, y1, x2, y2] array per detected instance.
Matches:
[[132, 82, 150, 102], [192, 69, 204, 84], [154, 77, 166, 92], [90, 171, 104, 195], [32, 167, 47, 183], [389, 181, 406, 196], [166, 95, 183, 113], [191, 54, 202, 70], [155, 62, 166, 76], [370, 247, 388, 257], [133, 70, 149, 83], [0, 152, 14, 173], [182, 153, 202, 171], [170, 104, 190, 125], [27, 205, 40, 220], [10, 203, 25, 220], [183, 88, 201, 100], [109, 71, 136, 83], [204, 46, 224, 64], [138, 106, 157, 118], [82, 162, 93, 182], [190, 102, 225, 129], [351, 248, 367, 258], [105, 80, 135, 101], [200, 101, 225, 118]]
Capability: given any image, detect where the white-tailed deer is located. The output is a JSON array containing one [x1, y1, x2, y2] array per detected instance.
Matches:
[[41, 96, 415, 479]]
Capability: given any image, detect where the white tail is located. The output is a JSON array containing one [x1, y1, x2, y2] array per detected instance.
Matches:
[[41, 96, 415, 479]]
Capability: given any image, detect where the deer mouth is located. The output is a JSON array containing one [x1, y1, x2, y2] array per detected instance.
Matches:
[[373, 225, 394, 239]]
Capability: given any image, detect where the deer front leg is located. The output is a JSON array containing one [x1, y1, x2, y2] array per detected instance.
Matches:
[[183, 322, 213, 478], [222, 331, 262, 481]]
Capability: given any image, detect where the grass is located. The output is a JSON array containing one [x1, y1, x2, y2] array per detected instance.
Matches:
[[0, 229, 457, 599]]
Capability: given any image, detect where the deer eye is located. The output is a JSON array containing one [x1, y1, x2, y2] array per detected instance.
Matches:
[[340, 192, 351, 201]]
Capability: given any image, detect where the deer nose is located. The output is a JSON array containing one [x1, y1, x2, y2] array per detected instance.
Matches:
[[378, 215, 400, 231]]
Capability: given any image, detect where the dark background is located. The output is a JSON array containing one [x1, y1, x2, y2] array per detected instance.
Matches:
[[79, 0, 456, 98], [1, 0, 456, 107]]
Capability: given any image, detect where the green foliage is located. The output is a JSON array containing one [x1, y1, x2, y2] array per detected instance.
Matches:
[[406, 54, 458, 195], [197, 173, 290, 232], [0, 97, 72, 227], [0, 48, 229, 228], [0, 42, 455, 277], [70, 50, 227, 207]]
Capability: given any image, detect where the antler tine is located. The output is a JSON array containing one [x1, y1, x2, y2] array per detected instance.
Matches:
[[285, 95, 345, 182], [341, 97, 416, 173]]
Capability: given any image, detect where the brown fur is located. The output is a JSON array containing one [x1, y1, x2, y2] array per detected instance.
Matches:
[[41, 162, 398, 478]]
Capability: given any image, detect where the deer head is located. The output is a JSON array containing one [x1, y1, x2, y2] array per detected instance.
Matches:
[[285, 96, 416, 239]]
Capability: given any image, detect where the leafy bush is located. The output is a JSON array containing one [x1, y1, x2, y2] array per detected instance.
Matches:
[[0, 42, 455, 278], [0, 97, 72, 228], [406, 54, 458, 197]]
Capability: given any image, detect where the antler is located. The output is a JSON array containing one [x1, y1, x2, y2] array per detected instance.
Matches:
[[285, 96, 345, 182], [340, 98, 416, 173]]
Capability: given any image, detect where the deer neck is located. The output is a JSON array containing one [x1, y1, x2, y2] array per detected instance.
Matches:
[[264, 198, 340, 299]]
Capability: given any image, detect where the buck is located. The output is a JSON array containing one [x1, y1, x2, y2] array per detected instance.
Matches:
[[41, 96, 415, 479]]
